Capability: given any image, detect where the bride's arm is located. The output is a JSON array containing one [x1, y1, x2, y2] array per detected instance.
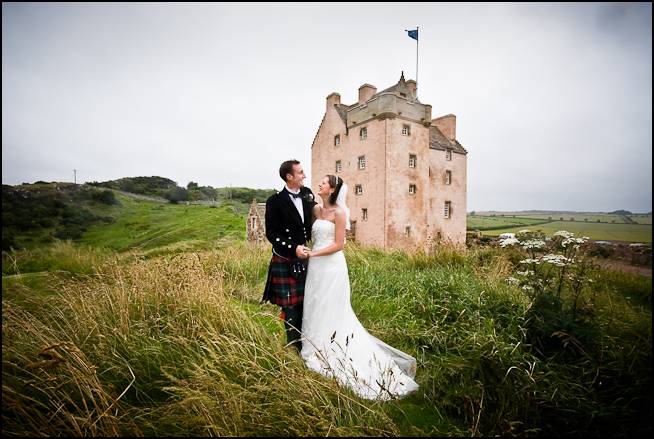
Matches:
[[308, 208, 346, 257]]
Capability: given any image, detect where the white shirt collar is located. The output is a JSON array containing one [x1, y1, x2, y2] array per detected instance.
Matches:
[[285, 185, 300, 195]]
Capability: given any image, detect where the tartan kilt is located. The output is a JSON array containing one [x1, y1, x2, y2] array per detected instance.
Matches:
[[262, 255, 305, 307]]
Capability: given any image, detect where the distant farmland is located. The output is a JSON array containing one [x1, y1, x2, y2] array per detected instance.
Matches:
[[468, 212, 652, 242]]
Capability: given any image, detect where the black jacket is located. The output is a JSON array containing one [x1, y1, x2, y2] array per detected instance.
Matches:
[[265, 186, 316, 258]]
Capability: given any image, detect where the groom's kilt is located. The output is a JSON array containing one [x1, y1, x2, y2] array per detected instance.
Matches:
[[262, 255, 305, 307]]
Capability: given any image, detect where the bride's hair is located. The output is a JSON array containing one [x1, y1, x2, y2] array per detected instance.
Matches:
[[326, 174, 344, 205]]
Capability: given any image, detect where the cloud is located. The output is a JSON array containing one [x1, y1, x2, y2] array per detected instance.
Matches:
[[2, 3, 651, 212]]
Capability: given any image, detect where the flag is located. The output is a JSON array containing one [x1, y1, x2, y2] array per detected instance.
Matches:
[[406, 28, 418, 41]]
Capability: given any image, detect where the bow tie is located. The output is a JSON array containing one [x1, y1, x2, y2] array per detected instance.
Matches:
[[289, 192, 302, 199]]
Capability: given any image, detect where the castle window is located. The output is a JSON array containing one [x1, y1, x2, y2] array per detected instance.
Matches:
[[445, 170, 452, 185], [360, 127, 367, 140], [400, 92, 407, 98], [402, 124, 411, 136], [409, 184, 417, 195], [446, 149, 452, 161], [405, 226, 411, 236], [355, 184, 363, 195], [334, 135, 340, 146], [358, 155, 366, 170], [409, 154, 417, 168], [444, 201, 452, 219], [335, 160, 342, 173], [362, 208, 368, 221]]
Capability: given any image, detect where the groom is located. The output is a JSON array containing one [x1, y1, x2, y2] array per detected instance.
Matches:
[[262, 159, 316, 353]]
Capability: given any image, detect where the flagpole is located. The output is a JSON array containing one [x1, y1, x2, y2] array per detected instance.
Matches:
[[416, 26, 419, 87]]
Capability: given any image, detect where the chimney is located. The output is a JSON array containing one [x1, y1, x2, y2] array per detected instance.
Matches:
[[326, 92, 341, 111], [406, 79, 417, 98], [358, 84, 377, 105], [432, 114, 456, 142]]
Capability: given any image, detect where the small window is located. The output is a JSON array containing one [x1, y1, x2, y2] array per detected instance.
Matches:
[[355, 184, 363, 195], [400, 92, 407, 98], [446, 149, 452, 161], [362, 208, 368, 221], [358, 155, 366, 170], [402, 124, 411, 136], [334, 135, 340, 146], [405, 226, 411, 237], [359, 127, 367, 140], [445, 170, 452, 185], [335, 160, 342, 173], [409, 154, 417, 168], [444, 201, 451, 219], [409, 184, 417, 195]]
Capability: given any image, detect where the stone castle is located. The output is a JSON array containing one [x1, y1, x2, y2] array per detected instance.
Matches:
[[310, 72, 468, 250], [247, 72, 468, 250]]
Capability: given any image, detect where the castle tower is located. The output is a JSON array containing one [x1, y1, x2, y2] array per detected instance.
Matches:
[[311, 73, 468, 250]]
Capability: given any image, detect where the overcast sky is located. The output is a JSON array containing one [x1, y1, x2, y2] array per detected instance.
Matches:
[[2, 2, 652, 212]]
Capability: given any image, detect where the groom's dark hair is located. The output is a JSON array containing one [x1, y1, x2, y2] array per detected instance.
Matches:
[[326, 174, 344, 205], [279, 160, 300, 182]]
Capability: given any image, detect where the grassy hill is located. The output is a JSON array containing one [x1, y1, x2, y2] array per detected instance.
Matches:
[[2, 188, 652, 436], [2, 181, 267, 253]]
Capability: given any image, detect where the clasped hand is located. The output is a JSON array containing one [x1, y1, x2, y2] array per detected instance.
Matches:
[[295, 245, 311, 259]]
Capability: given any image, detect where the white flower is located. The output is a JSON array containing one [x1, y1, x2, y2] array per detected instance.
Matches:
[[553, 231, 574, 239], [521, 239, 546, 250], [500, 237, 520, 247], [542, 254, 572, 267], [519, 258, 540, 265], [505, 277, 519, 285], [562, 237, 587, 247]]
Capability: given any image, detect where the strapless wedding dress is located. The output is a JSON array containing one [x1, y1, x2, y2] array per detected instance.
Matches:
[[300, 219, 419, 400]]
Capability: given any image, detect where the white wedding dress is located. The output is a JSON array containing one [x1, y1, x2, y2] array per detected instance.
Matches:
[[300, 219, 419, 400]]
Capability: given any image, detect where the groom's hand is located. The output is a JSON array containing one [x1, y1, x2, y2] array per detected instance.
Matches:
[[295, 245, 309, 259]]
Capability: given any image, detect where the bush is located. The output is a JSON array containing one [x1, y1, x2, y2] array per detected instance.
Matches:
[[91, 190, 118, 205], [165, 187, 189, 204]]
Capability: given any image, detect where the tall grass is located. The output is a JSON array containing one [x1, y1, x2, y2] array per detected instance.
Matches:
[[2, 241, 651, 436]]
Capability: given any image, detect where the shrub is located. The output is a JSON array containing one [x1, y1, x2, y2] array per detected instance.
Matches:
[[92, 190, 119, 205]]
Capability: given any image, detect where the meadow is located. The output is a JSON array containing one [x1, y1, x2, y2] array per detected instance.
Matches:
[[2, 197, 652, 436], [468, 213, 652, 243]]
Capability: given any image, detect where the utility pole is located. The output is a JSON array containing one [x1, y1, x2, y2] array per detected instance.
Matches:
[[74, 169, 77, 184]]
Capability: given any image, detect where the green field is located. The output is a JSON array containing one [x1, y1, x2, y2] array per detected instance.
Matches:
[[632, 215, 653, 225], [468, 213, 652, 242], [80, 194, 245, 254], [480, 220, 652, 242], [466, 215, 550, 230]]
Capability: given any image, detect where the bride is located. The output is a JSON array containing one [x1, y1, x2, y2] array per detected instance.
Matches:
[[300, 174, 419, 400]]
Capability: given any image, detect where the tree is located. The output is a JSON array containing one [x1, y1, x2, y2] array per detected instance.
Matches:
[[165, 187, 189, 204]]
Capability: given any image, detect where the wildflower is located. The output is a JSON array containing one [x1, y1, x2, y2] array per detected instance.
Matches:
[[505, 277, 519, 285], [500, 237, 519, 247], [542, 254, 572, 267], [519, 258, 540, 265], [553, 231, 574, 239], [562, 237, 587, 247], [521, 240, 546, 250]]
